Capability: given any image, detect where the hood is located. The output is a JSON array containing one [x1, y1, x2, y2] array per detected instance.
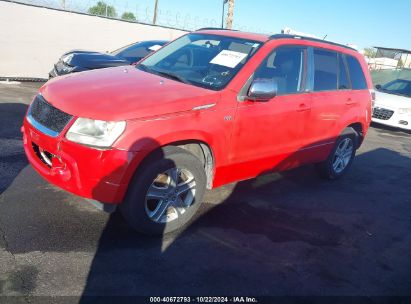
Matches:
[[63, 50, 130, 69], [40, 66, 219, 121], [375, 91, 411, 109]]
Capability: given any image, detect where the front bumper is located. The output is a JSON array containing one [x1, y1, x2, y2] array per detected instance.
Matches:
[[49, 67, 59, 78], [22, 117, 138, 203], [372, 107, 411, 130]]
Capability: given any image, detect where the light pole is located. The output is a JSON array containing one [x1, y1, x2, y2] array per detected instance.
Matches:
[[153, 0, 159, 25]]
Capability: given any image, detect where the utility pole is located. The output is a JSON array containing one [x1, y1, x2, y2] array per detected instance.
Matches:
[[221, 0, 228, 28], [153, 0, 159, 24], [225, 0, 235, 29]]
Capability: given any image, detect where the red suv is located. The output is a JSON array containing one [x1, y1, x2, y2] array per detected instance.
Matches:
[[22, 29, 373, 234]]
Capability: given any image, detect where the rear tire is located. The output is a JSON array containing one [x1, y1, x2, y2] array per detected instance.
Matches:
[[120, 146, 206, 235], [316, 128, 358, 180]]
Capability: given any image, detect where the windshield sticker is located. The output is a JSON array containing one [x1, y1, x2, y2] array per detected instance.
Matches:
[[149, 45, 162, 51], [210, 50, 248, 68]]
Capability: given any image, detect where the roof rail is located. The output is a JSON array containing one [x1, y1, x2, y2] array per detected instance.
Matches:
[[196, 27, 238, 32], [269, 34, 356, 51]]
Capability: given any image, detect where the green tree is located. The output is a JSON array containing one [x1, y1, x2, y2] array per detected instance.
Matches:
[[88, 1, 117, 18], [363, 47, 376, 58], [121, 12, 136, 21]]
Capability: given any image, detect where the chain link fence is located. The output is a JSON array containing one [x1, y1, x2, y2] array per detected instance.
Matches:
[[10, 0, 265, 33]]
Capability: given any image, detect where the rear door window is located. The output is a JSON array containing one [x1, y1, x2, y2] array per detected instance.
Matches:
[[346, 55, 367, 90], [313, 49, 338, 91]]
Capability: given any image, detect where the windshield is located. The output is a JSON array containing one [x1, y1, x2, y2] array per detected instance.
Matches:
[[111, 41, 166, 62], [137, 33, 262, 90], [379, 79, 411, 98]]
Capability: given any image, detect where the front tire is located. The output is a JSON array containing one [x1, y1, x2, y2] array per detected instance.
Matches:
[[316, 129, 357, 180], [120, 146, 206, 235]]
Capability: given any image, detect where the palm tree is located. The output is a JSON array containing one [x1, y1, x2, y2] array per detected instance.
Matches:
[[226, 0, 235, 29]]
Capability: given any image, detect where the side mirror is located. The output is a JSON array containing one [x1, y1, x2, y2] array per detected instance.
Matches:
[[248, 79, 278, 101], [375, 84, 382, 90]]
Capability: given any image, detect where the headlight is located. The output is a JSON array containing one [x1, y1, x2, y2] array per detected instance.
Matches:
[[58, 54, 75, 73], [398, 108, 411, 115], [66, 118, 126, 148], [62, 54, 74, 65]]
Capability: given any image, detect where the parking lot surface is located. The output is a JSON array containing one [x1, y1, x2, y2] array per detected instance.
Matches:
[[1, 82, 411, 298]]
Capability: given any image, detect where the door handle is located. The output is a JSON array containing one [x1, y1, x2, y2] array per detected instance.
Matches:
[[297, 103, 311, 112], [346, 98, 356, 105]]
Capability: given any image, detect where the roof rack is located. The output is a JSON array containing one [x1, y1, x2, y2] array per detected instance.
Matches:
[[269, 34, 356, 51], [196, 27, 238, 32]]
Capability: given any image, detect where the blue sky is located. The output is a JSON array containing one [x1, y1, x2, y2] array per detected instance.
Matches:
[[44, 0, 411, 50]]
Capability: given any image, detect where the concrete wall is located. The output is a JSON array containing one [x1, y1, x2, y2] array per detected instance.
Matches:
[[0, 1, 187, 78]]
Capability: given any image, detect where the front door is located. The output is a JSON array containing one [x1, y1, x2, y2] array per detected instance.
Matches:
[[228, 46, 311, 183]]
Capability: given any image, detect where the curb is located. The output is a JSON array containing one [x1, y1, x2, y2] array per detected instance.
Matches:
[[0, 77, 47, 82]]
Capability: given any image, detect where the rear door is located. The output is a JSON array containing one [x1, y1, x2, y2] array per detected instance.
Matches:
[[299, 48, 352, 163]]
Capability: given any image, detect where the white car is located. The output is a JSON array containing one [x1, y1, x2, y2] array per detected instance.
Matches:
[[372, 79, 411, 131]]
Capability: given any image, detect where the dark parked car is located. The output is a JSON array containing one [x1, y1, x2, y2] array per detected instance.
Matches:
[[49, 40, 167, 78]]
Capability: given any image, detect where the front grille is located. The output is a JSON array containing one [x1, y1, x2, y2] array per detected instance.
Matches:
[[29, 95, 72, 134], [372, 107, 394, 120]]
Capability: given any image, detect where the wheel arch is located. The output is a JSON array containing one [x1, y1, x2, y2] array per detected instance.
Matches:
[[166, 140, 215, 189], [124, 137, 216, 194], [345, 122, 364, 148]]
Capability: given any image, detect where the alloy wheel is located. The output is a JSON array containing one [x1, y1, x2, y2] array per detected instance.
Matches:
[[332, 138, 354, 174], [144, 168, 196, 223]]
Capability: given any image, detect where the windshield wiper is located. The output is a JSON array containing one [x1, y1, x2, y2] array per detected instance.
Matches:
[[153, 69, 190, 84], [141, 65, 189, 84], [138, 64, 150, 72]]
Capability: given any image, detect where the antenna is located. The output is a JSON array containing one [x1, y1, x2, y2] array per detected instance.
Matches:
[[323, 34, 328, 40]]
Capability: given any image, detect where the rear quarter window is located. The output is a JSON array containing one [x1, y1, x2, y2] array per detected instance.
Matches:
[[346, 55, 367, 90], [338, 54, 350, 90]]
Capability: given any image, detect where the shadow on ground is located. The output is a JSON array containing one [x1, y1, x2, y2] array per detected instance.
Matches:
[[79, 147, 411, 298], [1, 98, 410, 297], [0, 103, 28, 194]]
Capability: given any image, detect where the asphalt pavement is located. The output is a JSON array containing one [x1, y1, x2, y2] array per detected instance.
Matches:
[[0, 81, 411, 301]]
